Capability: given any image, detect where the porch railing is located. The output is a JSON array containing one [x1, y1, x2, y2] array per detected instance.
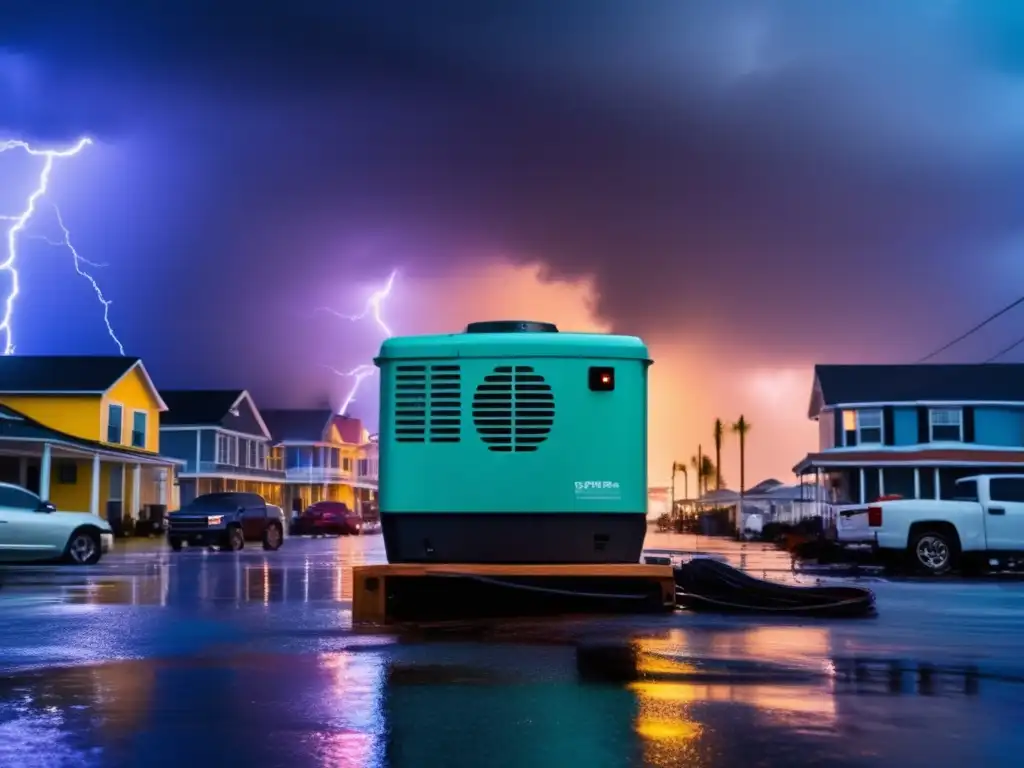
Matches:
[[195, 461, 286, 477]]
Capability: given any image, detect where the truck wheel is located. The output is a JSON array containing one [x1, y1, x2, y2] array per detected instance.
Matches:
[[909, 529, 955, 575], [262, 522, 283, 551], [222, 526, 244, 552]]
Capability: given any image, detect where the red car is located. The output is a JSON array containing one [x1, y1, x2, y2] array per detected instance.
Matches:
[[293, 501, 361, 536]]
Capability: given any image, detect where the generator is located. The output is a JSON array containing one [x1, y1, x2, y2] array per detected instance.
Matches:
[[375, 320, 652, 564]]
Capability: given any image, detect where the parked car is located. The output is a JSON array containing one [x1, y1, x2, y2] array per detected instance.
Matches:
[[292, 501, 361, 536], [839, 474, 1024, 575], [166, 492, 285, 552], [0, 482, 113, 565]]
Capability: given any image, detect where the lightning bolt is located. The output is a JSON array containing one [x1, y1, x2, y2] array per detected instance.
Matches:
[[320, 270, 398, 415], [0, 137, 124, 355]]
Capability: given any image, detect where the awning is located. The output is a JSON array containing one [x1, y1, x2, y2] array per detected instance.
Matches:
[[793, 448, 1024, 474]]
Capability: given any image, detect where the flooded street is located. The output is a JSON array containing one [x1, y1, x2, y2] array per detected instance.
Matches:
[[1, 533, 1023, 766]]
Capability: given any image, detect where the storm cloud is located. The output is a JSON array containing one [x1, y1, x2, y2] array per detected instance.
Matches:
[[2, 2, 1024, 480]]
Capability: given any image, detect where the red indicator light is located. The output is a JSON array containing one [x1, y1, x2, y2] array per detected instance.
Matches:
[[589, 366, 615, 391]]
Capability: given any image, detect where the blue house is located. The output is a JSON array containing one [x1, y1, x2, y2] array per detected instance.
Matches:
[[159, 390, 285, 507], [794, 364, 1024, 506]]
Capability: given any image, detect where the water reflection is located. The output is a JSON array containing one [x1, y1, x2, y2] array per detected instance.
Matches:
[[0, 636, 1019, 767], [49, 556, 363, 607]]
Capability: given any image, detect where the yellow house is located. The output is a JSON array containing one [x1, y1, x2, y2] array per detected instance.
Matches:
[[259, 409, 378, 514], [0, 355, 182, 522]]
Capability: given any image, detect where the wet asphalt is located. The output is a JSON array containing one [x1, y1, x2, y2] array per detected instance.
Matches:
[[0, 532, 1023, 767]]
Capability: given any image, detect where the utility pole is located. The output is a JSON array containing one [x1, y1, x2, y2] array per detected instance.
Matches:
[[697, 444, 703, 497], [670, 462, 675, 518]]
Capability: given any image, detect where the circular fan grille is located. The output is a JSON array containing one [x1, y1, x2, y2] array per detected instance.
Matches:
[[472, 365, 554, 452]]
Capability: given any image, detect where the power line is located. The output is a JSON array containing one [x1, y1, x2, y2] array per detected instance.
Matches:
[[985, 334, 1024, 363], [917, 295, 1024, 363]]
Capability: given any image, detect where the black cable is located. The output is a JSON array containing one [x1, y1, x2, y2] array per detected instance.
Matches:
[[429, 572, 651, 601], [917, 295, 1024, 363], [675, 588, 871, 614]]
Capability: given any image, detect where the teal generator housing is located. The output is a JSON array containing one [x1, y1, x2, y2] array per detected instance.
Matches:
[[374, 320, 652, 564]]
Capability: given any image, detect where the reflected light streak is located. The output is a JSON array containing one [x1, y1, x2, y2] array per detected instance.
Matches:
[[317, 651, 387, 767]]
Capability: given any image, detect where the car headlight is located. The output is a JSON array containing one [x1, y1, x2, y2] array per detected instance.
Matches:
[[207, 515, 223, 525]]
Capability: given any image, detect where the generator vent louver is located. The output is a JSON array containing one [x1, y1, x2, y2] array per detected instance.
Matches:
[[394, 364, 463, 443], [472, 365, 555, 452]]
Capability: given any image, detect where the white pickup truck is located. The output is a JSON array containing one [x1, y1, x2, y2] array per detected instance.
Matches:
[[837, 474, 1024, 575]]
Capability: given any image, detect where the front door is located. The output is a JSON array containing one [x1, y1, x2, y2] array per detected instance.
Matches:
[[983, 477, 1024, 551]]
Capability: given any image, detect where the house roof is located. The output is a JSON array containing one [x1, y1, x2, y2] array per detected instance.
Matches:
[[0, 355, 142, 392], [330, 415, 366, 445], [746, 478, 783, 495], [814, 364, 1024, 409], [0, 402, 182, 464], [161, 390, 246, 425], [260, 409, 334, 442]]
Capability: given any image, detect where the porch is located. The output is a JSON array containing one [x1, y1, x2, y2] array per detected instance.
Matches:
[[794, 447, 1024, 527], [0, 438, 179, 521]]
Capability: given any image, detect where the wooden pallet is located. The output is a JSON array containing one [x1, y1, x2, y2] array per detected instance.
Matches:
[[351, 562, 676, 625]]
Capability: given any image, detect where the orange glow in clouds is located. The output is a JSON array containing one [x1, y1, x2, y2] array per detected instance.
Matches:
[[402, 261, 817, 488]]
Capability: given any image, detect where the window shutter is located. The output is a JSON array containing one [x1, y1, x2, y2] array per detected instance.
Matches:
[[962, 407, 975, 443], [883, 406, 895, 445], [916, 406, 930, 443]]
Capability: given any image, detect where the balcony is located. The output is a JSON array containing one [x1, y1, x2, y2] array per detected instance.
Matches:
[[195, 461, 286, 479], [283, 465, 354, 483]]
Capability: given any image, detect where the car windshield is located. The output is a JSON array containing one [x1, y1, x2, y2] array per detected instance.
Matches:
[[185, 494, 241, 511]]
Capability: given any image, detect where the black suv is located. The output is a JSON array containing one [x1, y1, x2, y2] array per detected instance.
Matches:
[[166, 492, 286, 552]]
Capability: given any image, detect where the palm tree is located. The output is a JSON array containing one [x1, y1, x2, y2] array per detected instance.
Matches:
[[713, 418, 725, 490], [731, 415, 752, 496], [690, 454, 716, 496]]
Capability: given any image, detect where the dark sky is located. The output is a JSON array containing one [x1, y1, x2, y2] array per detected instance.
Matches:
[[2, 1, 1024, 481]]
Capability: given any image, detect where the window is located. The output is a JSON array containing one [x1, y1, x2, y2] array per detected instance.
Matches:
[[882, 467, 915, 499], [56, 462, 77, 484], [107, 403, 123, 443], [929, 408, 963, 442], [257, 443, 266, 469], [842, 410, 856, 432], [856, 410, 883, 445], [989, 477, 1024, 503], [343, 458, 351, 472], [919, 468, 937, 500], [248, 440, 258, 468], [131, 411, 147, 448], [286, 447, 303, 468], [239, 439, 250, 467], [0, 485, 40, 509], [216, 434, 231, 465]]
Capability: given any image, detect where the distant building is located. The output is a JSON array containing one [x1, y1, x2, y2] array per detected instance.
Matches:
[[259, 409, 378, 514], [159, 389, 284, 507], [793, 364, 1024, 510]]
